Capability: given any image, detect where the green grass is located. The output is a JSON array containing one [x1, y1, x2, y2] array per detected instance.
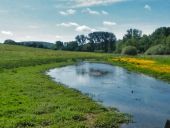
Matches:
[[0, 44, 169, 128], [0, 44, 112, 70], [0, 44, 129, 128], [109, 55, 170, 82], [141, 55, 170, 65]]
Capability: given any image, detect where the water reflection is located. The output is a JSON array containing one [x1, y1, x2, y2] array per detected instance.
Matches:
[[47, 62, 170, 128], [76, 63, 111, 77]]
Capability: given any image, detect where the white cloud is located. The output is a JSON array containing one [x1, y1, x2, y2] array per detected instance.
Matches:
[[76, 25, 96, 32], [1, 30, 13, 36], [144, 4, 151, 11], [56, 35, 62, 39], [59, 9, 76, 16], [103, 21, 117, 27], [56, 22, 96, 33], [73, 0, 126, 7], [82, 8, 109, 15], [101, 10, 109, 15], [56, 22, 80, 27], [82, 8, 100, 15]]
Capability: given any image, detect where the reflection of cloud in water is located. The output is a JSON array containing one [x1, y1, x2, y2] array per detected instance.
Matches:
[[76, 66, 110, 77], [47, 62, 170, 128], [77, 75, 89, 84]]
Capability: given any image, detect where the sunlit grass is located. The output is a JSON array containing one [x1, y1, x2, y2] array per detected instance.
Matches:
[[0, 44, 129, 128], [0, 44, 169, 127], [111, 56, 170, 82]]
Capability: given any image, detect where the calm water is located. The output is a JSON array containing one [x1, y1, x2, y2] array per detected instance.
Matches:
[[47, 62, 170, 128]]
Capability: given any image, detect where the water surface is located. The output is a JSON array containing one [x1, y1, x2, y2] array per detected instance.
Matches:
[[47, 62, 170, 128]]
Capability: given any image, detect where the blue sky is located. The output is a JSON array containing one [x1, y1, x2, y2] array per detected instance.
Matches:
[[0, 0, 170, 43]]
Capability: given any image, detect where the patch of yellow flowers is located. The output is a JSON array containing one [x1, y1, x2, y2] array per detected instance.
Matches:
[[112, 57, 170, 73]]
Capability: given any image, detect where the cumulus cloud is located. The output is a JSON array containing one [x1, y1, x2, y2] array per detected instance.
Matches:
[[59, 9, 76, 16], [1, 30, 13, 36], [82, 8, 100, 15], [56, 22, 79, 27], [73, 0, 126, 7], [103, 21, 117, 27], [76, 25, 96, 32], [144, 4, 151, 11], [101, 10, 109, 15], [56, 22, 96, 33], [82, 8, 109, 15]]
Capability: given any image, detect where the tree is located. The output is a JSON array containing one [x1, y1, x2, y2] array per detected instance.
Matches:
[[4, 39, 17, 45], [166, 35, 170, 48], [137, 35, 151, 53], [55, 41, 63, 50], [75, 35, 86, 46], [88, 32, 116, 52], [82, 43, 93, 52], [123, 28, 142, 41], [120, 28, 142, 53], [64, 41, 78, 51], [150, 27, 170, 46]]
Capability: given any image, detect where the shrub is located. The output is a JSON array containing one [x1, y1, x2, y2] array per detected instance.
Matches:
[[121, 46, 137, 55], [145, 44, 170, 55]]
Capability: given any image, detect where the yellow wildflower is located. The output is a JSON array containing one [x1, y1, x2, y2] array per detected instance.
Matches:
[[112, 57, 170, 73]]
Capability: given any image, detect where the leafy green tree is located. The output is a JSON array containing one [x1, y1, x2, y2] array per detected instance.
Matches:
[[150, 27, 170, 45], [123, 28, 142, 41], [166, 35, 170, 48], [116, 40, 125, 53], [75, 35, 86, 46], [120, 28, 142, 53], [4, 39, 17, 45], [137, 35, 151, 53], [88, 32, 116, 52], [82, 43, 94, 52], [55, 41, 63, 50], [64, 41, 78, 51]]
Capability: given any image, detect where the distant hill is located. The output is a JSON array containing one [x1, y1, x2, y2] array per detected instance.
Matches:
[[4, 39, 55, 49], [18, 41, 55, 49]]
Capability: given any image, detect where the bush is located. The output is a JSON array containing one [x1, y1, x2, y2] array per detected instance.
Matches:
[[121, 46, 137, 55], [145, 44, 170, 55]]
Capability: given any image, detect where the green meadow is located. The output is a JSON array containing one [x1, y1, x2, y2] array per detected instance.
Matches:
[[0, 44, 170, 128], [0, 44, 130, 128]]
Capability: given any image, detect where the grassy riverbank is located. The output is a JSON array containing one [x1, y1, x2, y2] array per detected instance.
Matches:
[[0, 44, 170, 127], [111, 56, 170, 82], [0, 44, 129, 128]]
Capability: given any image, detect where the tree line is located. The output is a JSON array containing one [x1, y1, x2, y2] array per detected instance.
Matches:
[[4, 27, 170, 55]]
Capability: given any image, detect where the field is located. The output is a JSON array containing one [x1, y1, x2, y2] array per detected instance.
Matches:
[[0, 44, 170, 128], [0, 44, 129, 128]]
